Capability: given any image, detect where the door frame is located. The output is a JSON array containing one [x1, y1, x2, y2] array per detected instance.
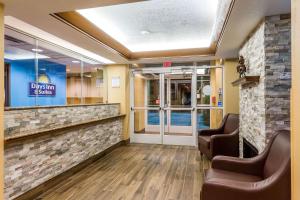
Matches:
[[130, 65, 224, 146]]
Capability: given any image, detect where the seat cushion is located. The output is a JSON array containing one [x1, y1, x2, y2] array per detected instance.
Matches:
[[198, 136, 211, 149], [205, 168, 262, 183]]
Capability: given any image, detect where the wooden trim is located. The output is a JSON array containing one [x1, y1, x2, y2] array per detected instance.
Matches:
[[5, 115, 126, 146], [130, 47, 215, 59], [0, 4, 4, 200], [123, 138, 130, 145], [291, 1, 300, 199], [52, 12, 217, 59], [4, 102, 120, 111], [14, 139, 129, 200]]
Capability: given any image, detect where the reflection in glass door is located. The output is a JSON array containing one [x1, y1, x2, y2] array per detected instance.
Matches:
[[161, 67, 196, 146], [164, 71, 193, 136], [130, 71, 163, 144], [196, 66, 224, 130]]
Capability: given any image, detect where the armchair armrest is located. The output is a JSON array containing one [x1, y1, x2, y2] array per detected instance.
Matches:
[[210, 129, 239, 157], [201, 178, 263, 200], [198, 114, 228, 137], [198, 128, 222, 136], [211, 134, 274, 176], [211, 155, 266, 177]]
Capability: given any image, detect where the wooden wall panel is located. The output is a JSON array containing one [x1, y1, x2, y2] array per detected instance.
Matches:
[[291, 1, 300, 200], [0, 3, 4, 200]]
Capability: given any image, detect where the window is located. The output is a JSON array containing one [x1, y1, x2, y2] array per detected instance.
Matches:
[[4, 28, 107, 108]]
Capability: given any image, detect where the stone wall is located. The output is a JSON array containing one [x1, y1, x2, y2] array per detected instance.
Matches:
[[264, 15, 291, 142], [4, 104, 120, 138], [239, 14, 291, 154], [4, 104, 124, 199], [239, 22, 266, 153]]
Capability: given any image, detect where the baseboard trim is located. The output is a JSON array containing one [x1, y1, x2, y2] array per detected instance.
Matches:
[[123, 138, 130, 145], [14, 139, 129, 200]]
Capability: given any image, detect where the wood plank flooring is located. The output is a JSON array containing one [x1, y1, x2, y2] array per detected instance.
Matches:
[[36, 144, 210, 200]]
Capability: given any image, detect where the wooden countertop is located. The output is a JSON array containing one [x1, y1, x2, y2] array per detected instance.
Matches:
[[5, 114, 126, 145]]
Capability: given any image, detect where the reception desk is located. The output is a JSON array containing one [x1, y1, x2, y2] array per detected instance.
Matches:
[[4, 104, 125, 200]]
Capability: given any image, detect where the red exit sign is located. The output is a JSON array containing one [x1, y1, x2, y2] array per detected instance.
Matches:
[[163, 61, 172, 67]]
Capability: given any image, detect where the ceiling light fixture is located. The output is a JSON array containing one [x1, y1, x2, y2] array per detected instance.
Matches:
[[72, 60, 80, 63], [140, 30, 150, 35], [32, 48, 43, 52]]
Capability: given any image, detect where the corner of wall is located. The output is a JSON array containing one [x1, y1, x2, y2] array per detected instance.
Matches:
[[104, 64, 131, 140], [223, 59, 239, 115]]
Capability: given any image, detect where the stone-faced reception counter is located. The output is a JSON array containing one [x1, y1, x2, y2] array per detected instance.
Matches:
[[4, 104, 125, 200]]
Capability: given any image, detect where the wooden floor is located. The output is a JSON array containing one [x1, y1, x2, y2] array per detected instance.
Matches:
[[37, 144, 209, 200]]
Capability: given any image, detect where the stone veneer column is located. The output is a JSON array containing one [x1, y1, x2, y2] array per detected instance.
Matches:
[[239, 14, 291, 154], [239, 22, 266, 153], [264, 15, 291, 142]]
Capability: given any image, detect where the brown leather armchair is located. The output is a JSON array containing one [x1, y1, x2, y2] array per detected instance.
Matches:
[[201, 132, 291, 200], [198, 113, 239, 159]]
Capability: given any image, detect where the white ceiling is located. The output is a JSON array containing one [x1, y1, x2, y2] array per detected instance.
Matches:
[[0, 0, 292, 63], [77, 0, 218, 52], [0, 0, 137, 64], [216, 0, 291, 58]]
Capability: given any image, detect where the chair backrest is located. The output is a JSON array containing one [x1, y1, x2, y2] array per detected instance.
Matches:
[[223, 114, 239, 134], [263, 132, 290, 178]]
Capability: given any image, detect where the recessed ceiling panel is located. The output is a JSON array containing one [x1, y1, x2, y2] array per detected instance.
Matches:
[[77, 0, 219, 52]]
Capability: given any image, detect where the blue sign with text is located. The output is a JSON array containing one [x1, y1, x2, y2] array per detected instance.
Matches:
[[29, 82, 56, 96]]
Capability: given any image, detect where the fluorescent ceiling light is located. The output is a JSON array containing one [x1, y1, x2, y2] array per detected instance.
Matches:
[[5, 16, 114, 64], [77, 0, 219, 52], [32, 48, 43, 52], [5, 46, 50, 60], [5, 53, 49, 60], [72, 60, 80, 63]]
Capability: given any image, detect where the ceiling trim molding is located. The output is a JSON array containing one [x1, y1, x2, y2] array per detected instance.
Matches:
[[51, 12, 131, 59], [215, 0, 236, 53]]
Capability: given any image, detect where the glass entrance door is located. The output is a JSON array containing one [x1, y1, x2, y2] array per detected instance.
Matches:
[[162, 67, 196, 145], [130, 65, 223, 146], [130, 70, 163, 144]]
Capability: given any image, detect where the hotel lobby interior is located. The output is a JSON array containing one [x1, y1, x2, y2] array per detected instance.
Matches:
[[0, 0, 299, 199]]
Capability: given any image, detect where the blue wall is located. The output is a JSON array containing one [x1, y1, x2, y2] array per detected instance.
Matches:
[[6, 59, 66, 107]]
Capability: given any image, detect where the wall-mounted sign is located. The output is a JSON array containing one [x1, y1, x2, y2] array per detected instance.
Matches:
[[29, 73, 56, 96], [218, 101, 223, 107], [202, 85, 211, 96], [163, 61, 172, 68], [29, 82, 56, 96], [112, 77, 120, 88]]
